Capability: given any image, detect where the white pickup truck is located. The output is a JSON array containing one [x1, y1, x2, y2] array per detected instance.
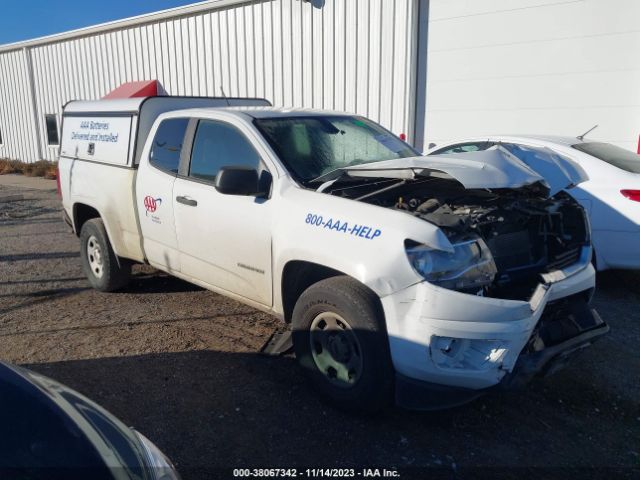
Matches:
[[59, 96, 608, 411]]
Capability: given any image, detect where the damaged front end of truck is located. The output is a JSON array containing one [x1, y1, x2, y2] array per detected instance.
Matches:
[[315, 146, 609, 408]]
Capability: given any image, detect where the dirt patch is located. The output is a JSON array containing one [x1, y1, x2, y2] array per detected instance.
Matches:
[[0, 185, 638, 479]]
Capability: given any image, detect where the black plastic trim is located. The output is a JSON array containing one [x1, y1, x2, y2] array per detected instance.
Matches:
[[62, 209, 73, 230], [500, 309, 609, 390]]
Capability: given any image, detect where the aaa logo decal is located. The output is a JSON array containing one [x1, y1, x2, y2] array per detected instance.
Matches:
[[144, 196, 162, 214]]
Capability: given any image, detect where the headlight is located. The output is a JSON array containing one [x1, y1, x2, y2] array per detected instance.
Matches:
[[133, 430, 181, 480], [405, 236, 497, 291]]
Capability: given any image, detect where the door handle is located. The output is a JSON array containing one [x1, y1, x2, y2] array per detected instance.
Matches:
[[176, 195, 198, 207]]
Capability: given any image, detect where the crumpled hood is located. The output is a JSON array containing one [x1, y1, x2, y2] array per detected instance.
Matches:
[[335, 146, 588, 195]]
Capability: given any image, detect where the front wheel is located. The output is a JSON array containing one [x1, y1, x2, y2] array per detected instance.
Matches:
[[79, 218, 131, 292], [291, 276, 394, 412]]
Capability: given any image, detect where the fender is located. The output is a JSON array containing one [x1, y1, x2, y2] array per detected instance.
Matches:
[[72, 200, 124, 258], [271, 184, 452, 313]]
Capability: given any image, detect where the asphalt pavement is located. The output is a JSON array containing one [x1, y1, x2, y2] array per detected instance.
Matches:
[[0, 176, 638, 479]]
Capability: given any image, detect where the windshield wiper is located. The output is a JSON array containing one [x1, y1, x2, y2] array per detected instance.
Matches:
[[308, 167, 348, 185], [307, 159, 381, 185]]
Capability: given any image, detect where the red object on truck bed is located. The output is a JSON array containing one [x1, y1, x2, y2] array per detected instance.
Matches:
[[102, 80, 165, 99]]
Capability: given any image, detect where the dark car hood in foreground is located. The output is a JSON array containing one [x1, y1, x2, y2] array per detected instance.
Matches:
[[0, 362, 148, 480]]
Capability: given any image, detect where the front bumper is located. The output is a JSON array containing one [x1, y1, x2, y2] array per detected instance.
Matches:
[[381, 248, 606, 406], [394, 303, 608, 410]]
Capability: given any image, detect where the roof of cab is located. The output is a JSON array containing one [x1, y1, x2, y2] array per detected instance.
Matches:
[[222, 106, 354, 118], [63, 96, 273, 114], [160, 106, 355, 120]]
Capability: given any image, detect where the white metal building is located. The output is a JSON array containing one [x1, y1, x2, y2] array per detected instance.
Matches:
[[425, 0, 640, 153], [0, 0, 638, 163]]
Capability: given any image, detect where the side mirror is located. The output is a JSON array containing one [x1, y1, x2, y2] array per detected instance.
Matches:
[[215, 166, 264, 196]]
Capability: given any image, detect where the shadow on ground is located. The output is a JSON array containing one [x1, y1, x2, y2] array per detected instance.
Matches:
[[126, 271, 204, 294], [25, 342, 640, 479]]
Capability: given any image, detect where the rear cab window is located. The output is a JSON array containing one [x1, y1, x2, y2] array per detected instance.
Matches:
[[572, 142, 640, 173], [149, 118, 189, 174]]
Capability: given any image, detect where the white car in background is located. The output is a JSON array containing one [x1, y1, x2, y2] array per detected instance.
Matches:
[[428, 136, 640, 271]]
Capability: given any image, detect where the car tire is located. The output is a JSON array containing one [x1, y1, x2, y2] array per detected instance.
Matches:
[[79, 218, 131, 292], [291, 276, 394, 412]]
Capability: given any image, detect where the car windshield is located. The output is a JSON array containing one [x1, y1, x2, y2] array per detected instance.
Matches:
[[572, 142, 640, 173], [254, 115, 418, 184]]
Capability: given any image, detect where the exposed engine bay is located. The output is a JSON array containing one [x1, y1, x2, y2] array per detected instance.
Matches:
[[326, 177, 590, 299]]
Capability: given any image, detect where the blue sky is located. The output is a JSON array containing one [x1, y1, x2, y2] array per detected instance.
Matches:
[[0, 0, 198, 45]]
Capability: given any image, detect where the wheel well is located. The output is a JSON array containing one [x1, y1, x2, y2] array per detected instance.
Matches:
[[73, 203, 100, 236], [281, 261, 343, 323]]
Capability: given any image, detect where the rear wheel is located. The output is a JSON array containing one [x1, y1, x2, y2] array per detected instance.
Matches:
[[79, 218, 131, 292], [291, 276, 394, 412]]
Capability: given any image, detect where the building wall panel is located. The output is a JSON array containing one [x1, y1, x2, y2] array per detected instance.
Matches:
[[0, 49, 39, 162], [425, 0, 640, 151]]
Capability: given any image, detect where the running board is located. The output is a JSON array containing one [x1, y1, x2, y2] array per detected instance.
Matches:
[[260, 329, 293, 356]]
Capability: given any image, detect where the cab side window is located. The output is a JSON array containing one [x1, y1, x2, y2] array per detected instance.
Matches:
[[149, 118, 189, 174], [432, 142, 494, 155], [189, 120, 261, 183]]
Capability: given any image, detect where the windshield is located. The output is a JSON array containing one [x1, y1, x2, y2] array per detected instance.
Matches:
[[254, 115, 418, 183], [572, 142, 640, 173]]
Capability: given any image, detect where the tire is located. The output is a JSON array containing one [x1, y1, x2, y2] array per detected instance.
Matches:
[[79, 218, 131, 292], [291, 276, 394, 412]]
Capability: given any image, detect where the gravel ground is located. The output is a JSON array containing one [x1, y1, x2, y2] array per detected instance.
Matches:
[[0, 182, 638, 479]]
